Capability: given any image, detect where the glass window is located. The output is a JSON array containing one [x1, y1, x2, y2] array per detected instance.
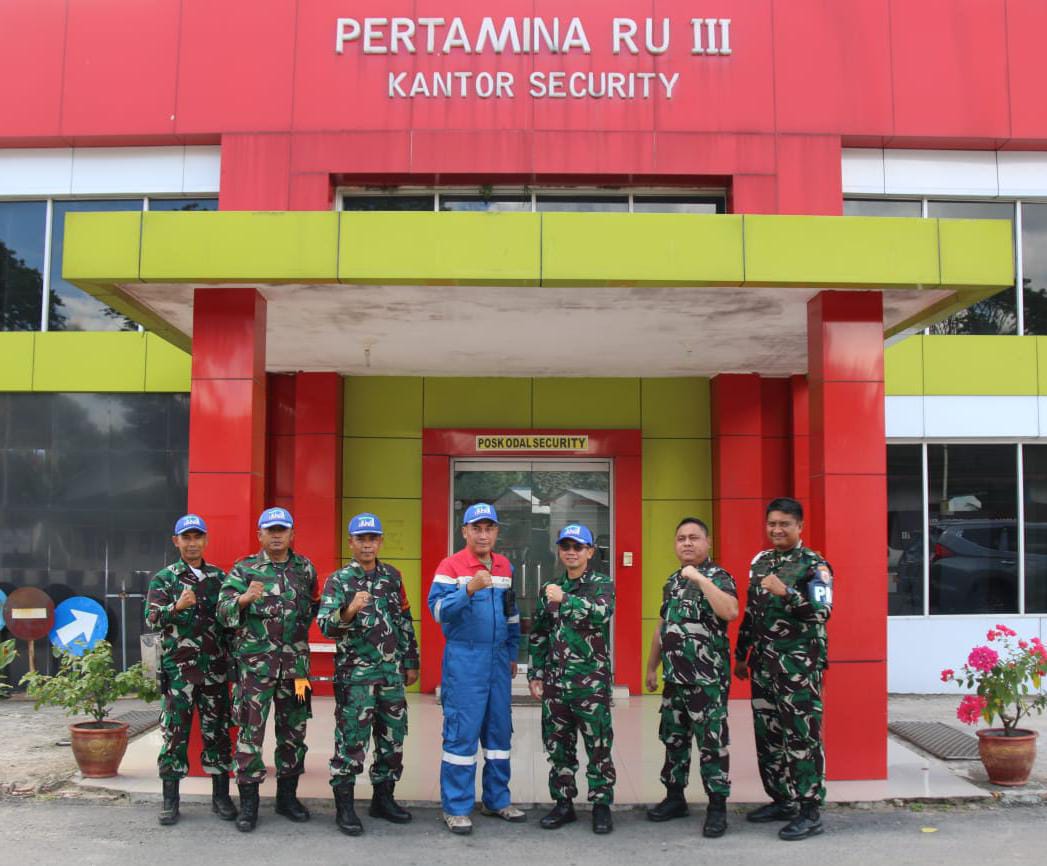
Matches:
[[1021, 203, 1047, 336], [0, 201, 47, 331], [343, 195, 435, 211], [48, 200, 143, 332], [844, 199, 922, 218], [0, 393, 189, 675], [926, 444, 1018, 614], [1022, 444, 1047, 613], [927, 201, 1016, 336], [148, 197, 218, 212], [536, 195, 629, 212], [887, 445, 924, 615], [632, 196, 723, 214], [439, 195, 532, 212]]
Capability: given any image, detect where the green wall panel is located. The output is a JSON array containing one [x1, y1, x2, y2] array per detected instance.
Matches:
[[423, 377, 532, 428], [532, 378, 640, 428], [344, 377, 422, 437], [642, 439, 713, 500], [341, 499, 421, 560], [641, 378, 711, 437], [343, 438, 422, 498]]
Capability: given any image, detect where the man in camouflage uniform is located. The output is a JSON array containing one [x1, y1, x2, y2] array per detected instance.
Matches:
[[528, 524, 615, 835], [147, 513, 236, 826], [217, 507, 320, 833], [734, 497, 833, 841], [644, 517, 738, 838], [317, 512, 420, 836]]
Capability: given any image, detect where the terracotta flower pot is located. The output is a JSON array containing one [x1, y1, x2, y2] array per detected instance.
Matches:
[[976, 728, 1038, 786], [69, 720, 130, 778]]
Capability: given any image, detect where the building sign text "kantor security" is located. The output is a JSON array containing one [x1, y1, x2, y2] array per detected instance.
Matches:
[[335, 16, 732, 100], [476, 435, 590, 452]]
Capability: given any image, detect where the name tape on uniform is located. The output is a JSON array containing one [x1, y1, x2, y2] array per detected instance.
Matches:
[[475, 435, 589, 452]]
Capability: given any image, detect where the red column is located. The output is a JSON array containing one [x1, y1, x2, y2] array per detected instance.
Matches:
[[790, 375, 811, 503], [187, 288, 267, 569], [808, 291, 888, 780], [761, 378, 793, 501]]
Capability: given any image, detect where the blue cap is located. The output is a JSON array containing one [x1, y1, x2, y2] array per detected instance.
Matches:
[[173, 514, 207, 535], [348, 512, 383, 536], [463, 503, 499, 525], [258, 507, 294, 529], [558, 524, 594, 546]]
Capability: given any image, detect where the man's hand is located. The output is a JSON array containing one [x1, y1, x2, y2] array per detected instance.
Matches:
[[350, 590, 372, 612], [467, 569, 493, 596], [175, 588, 197, 611], [645, 668, 659, 692], [239, 580, 265, 608], [760, 573, 788, 597], [510, 661, 518, 678], [681, 565, 705, 584], [545, 583, 565, 604], [733, 659, 749, 681], [529, 679, 543, 700], [405, 668, 420, 687]]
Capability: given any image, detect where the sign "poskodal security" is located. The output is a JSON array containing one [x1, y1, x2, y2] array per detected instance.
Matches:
[[49, 597, 108, 656], [476, 435, 589, 452], [335, 15, 733, 100]]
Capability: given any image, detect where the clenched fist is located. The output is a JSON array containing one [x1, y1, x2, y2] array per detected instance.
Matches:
[[239, 580, 265, 608], [545, 584, 565, 604], [467, 569, 493, 596], [175, 588, 197, 611]]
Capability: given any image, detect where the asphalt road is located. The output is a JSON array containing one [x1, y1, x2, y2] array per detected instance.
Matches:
[[1, 799, 1044, 866]]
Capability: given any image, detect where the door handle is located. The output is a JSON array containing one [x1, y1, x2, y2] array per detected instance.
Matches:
[[519, 562, 526, 598]]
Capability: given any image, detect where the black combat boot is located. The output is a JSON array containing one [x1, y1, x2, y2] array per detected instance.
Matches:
[[334, 781, 363, 836], [746, 799, 799, 823], [646, 785, 689, 822], [778, 801, 823, 841], [275, 774, 311, 822], [369, 780, 412, 823], [592, 803, 613, 835], [539, 800, 577, 829], [158, 778, 180, 826], [703, 793, 728, 838], [211, 773, 237, 821], [236, 782, 259, 832]]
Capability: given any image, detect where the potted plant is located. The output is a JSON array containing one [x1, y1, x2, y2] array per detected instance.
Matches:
[[21, 640, 159, 778], [941, 625, 1047, 786], [0, 638, 16, 698]]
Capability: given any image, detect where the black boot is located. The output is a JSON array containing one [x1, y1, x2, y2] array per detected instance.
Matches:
[[369, 780, 412, 823], [158, 778, 180, 826], [236, 782, 259, 833], [592, 803, 613, 835], [334, 781, 363, 836], [211, 774, 237, 821], [703, 793, 728, 838], [275, 774, 311, 822], [747, 800, 799, 823], [779, 801, 823, 841], [539, 800, 577, 830], [646, 785, 689, 822]]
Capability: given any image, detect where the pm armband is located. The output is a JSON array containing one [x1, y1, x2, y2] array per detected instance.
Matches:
[[806, 566, 834, 606]]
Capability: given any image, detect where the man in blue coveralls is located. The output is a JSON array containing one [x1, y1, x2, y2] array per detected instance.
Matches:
[[428, 502, 526, 835]]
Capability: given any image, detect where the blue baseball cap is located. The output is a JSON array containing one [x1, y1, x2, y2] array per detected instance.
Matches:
[[258, 507, 294, 529], [558, 524, 594, 546], [348, 512, 383, 536], [463, 503, 499, 525], [173, 514, 207, 535]]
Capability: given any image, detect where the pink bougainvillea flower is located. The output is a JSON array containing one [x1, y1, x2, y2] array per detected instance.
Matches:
[[940, 668, 955, 682], [967, 646, 999, 672], [986, 630, 998, 642], [1019, 640, 1029, 649], [957, 694, 988, 725], [994, 624, 1017, 637]]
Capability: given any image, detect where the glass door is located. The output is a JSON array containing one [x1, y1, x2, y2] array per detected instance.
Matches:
[[451, 459, 613, 667]]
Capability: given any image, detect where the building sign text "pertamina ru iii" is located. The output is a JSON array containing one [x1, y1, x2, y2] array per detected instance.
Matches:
[[475, 435, 590, 452], [335, 16, 732, 100]]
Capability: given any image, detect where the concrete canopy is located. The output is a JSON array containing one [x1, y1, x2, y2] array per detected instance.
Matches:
[[62, 211, 1014, 376]]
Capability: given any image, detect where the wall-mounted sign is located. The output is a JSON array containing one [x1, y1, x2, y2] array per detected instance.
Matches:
[[476, 435, 589, 452], [335, 15, 733, 101]]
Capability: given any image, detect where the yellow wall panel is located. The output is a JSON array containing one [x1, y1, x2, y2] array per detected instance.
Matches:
[[642, 439, 713, 500], [532, 378, 641, 428], [344, 377, 422, 437], [884, 335, 924, 396], [423, 377, 532, 428], [0, 333, 35, 390], [923, 336, 1037, 395], [343, 438, 422, 498], [144, 334, 191, 392], [33, 332, 147, 392], [641, 378, 711, 437]]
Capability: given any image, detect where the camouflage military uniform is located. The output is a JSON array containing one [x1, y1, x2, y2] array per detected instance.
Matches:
[[736, 545, 833, 805], [657, 560, 736, 797], [317, 559, 419, 786], [147, 559, 231, 780], [217, 549, 319, 784], [529, 569, 616, 805]]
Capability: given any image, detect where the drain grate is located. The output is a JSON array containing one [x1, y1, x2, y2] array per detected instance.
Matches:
[[111, 709, 161, 738], [889, 721, 980, 760]]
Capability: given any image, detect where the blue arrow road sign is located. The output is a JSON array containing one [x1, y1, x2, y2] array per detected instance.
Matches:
[[49, 597, 108, 655]]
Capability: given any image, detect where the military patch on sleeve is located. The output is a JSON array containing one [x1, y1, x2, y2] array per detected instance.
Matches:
[[806, 565, 833, 606]]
